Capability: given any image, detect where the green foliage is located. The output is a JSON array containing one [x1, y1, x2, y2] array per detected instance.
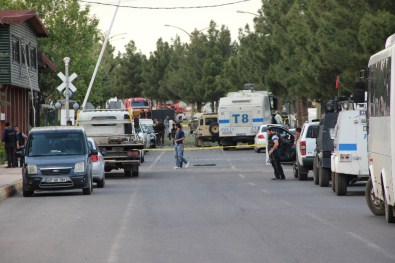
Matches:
[[0, 145, 5, 165]]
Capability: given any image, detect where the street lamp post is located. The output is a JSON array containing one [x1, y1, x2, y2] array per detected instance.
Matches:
[[164, 24, 191, 38], [236, 10, 259, 17], [164, 24, 217, 40]]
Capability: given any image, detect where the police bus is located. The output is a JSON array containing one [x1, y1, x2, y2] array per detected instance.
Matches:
[[365, 33, 395, 223]]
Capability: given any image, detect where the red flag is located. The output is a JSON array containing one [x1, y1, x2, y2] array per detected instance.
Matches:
[[335, 75, 340, 89]]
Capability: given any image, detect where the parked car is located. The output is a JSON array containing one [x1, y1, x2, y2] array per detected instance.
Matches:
[[293, 120, 320, 180], [253, 124, 282, 153], [87, 137, 105, 188], [22, 126, 95, 197], [142, 123, 156, 148], [194, 113, 219, 147]]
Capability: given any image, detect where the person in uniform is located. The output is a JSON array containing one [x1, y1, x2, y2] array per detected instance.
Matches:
[[267, 127, 285, 180]]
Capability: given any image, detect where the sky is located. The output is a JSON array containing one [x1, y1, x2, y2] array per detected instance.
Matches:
[[81, 0, 262, 56]]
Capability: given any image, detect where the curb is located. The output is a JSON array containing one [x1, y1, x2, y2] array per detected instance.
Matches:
[[0, 179, 22, 201]]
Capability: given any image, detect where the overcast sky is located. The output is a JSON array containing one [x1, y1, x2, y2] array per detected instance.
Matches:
[[82, 0, 262, 56]]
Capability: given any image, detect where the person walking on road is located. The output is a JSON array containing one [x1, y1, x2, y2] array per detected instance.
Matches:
[[173, 123, 189, 169], [267, 127, 285, 180], [1, 122, 17, 168]]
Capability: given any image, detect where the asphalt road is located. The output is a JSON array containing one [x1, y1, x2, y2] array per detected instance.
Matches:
[[1, 147, 394, 263]]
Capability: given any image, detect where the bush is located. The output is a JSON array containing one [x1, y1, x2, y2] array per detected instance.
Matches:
[[0, 145, 5, 164]]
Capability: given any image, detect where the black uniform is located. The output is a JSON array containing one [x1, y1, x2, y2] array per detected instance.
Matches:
[[268, 132, 285, 180], [3, 127, 17, 168]]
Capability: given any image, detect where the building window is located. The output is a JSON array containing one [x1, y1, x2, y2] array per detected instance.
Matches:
[[12, 39, 20, 63], [30, 47, 37, 69], [21, 44, 29, 66]]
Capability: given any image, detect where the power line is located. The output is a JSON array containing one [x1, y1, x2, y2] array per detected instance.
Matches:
[[79, 0, 251, 10]]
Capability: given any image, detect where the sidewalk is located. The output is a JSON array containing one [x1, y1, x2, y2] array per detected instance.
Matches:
[[0, 165, 23, 201]]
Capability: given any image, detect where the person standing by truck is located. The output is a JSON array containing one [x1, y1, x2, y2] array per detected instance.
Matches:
[[267, 127, 285, 180]]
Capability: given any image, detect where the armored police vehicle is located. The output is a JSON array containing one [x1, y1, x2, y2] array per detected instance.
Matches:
[[330, 101, 368, 195], [313, 96, 348, 187], [218, 87, 275, 149]]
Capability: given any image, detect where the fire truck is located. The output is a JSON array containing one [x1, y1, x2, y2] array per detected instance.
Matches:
[[124, 97, 152, 118]]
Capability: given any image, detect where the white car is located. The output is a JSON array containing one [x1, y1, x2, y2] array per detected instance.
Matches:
[[293, 120, 320, 180], [254, 124, 282, 153], [87, 137, 105, 188]]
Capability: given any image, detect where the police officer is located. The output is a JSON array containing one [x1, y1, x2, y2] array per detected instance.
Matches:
[[267, 127, 285, 180]]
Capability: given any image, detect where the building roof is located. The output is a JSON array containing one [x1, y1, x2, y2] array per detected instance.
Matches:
[[0, 10, 48, 37], [39, 53, 57, 72]]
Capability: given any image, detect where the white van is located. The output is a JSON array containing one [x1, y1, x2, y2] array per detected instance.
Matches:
[[330, 102, 368, 195]]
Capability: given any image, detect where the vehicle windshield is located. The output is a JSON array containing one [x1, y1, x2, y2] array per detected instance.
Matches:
[[27, 132, 85, 156]]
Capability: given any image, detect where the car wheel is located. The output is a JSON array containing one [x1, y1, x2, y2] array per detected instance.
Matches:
[[298, 163, 308, 181], [365, 177, 384, 216], [125, 170, 132, 177], [83, 176, 93, 195], [319, 167, 330, 187], [313, 158, 319, 185], [23, 189, 34, 197], [209, 122, 219, 136], [97, 175, 105, 188], [293, 163, 298, 179], [335, 173, 347, 196], [384, 187, 395, 223], [132, 166, 139, 177]]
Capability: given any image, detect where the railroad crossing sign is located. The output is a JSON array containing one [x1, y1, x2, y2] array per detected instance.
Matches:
[[57, 72, 77, 96]]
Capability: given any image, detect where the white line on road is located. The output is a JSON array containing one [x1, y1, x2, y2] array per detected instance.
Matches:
[[239, 174, 245, 178], [106, 187, 137, 263], [260, 189, 269, 194], [148, 151, 166, 170], [347, 232, 395, 261], [248, 182, 256, 186]]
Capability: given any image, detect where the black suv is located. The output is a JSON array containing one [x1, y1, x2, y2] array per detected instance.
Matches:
[[22, 126, 96, 197]]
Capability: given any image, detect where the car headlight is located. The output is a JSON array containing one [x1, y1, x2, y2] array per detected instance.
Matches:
[[74, 162, 85, 173], [27, 164, 38, 175]]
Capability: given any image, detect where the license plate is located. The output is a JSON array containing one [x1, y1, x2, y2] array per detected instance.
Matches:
[[46, 177, 68, 183]]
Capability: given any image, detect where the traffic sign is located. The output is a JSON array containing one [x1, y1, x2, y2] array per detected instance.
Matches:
[[57, 72, 77, 93]]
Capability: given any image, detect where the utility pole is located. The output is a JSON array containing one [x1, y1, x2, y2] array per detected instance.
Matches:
[[64, 57, 70, 124]]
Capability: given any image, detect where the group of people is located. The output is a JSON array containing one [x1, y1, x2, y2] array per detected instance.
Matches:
[[1, 122, 27, 168], [153, 116, 189, 169]]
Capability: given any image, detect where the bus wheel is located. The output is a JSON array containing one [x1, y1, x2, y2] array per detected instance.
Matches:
[[335, 173, 347, 196], [365, 177, 384, 216], [384, 191, 395, 223]]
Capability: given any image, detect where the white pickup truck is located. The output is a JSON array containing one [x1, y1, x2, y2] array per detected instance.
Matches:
[[77, 109, 144, 177], [293, 120, 320, 180]]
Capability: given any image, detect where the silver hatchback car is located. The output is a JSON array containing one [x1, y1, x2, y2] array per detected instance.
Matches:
[[87, 137, 105, 188]]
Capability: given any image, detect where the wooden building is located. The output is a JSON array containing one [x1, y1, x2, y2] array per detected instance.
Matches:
[[0, 10, 56, 136]]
